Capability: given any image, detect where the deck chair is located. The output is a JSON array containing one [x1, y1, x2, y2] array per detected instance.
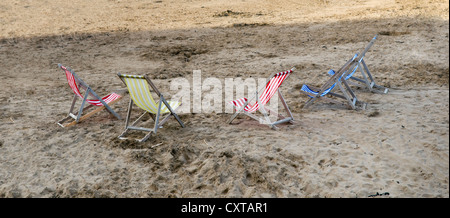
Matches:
[[228, 67, 296, 130], [300, 35, 384, 110], [300, 53, 368, 110], [117, 73, 185, 142], [57, 64, 122, 127], [327, 35, 389, 94]]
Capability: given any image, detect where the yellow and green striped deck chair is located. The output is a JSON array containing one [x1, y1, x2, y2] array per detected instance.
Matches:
[[117, 73, 185, 142]]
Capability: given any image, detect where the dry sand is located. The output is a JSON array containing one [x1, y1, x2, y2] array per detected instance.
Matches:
[[0, 0, 448, 198]]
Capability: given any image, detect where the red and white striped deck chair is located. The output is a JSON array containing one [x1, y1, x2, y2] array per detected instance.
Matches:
[[57, 64, 122, 127], [228, 67, 296, 130]]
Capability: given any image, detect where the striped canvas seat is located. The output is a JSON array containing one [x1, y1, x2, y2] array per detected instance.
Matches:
[[117, 73, 185, 142], [301, 54, 359, 98], [228, 68, 295, 130], [229, 69, 293, 113], [301, 81, 336, 98], [57, 64, 122, 127], [62, 65, 122, 106], [119, 74, 180, 114]]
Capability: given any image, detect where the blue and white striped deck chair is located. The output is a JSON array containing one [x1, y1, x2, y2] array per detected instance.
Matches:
[[117, 73, 185, 142], [300, 53, 368, 110], [301, 53, 358, 98], [327, 35, 389, 94]]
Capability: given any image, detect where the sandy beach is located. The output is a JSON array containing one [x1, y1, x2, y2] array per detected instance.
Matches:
[[0, 0, 448, 198]]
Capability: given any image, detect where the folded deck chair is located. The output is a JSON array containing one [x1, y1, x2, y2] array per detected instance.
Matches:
[[327, 35, 389, 94], [300, 53, 368, 110], [228, 67, 296, 130], [57, 64, 122, 127], [117, 73, 185, 142]]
